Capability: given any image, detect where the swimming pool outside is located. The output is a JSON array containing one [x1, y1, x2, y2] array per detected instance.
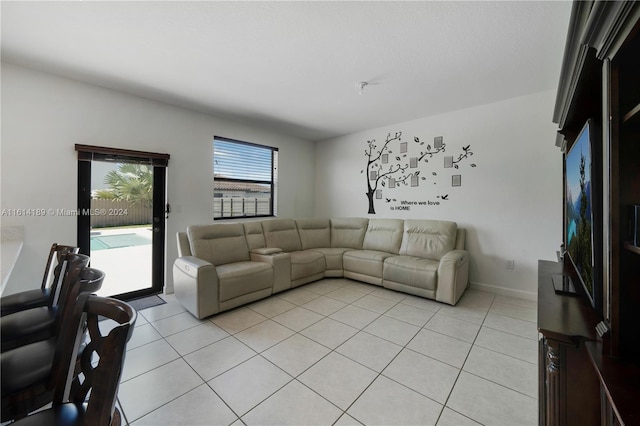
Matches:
[[91, 232, 152, 251], [90, 226, 152, 297]]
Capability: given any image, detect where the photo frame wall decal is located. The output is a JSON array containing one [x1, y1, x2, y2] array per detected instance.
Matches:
[[444, 156, 453, 168], [361, 132, 477, 214]]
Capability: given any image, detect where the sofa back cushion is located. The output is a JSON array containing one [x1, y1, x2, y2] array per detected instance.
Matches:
[[187, 223, 249, 266], [262, 219, 302, 252], [176, 232, 191, 257], [296, 218, 331, 250], [400, 219, 457, 260], [363, 219, 404, 254], [244, 221, 266, 250], [455, 228, 466, 250], [330, 218, 368, 249]]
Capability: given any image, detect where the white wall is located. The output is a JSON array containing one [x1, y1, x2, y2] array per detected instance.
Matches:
[[1, 63, 316, 295], [315, 91, 562, 298], [1, 62, 562, 299]]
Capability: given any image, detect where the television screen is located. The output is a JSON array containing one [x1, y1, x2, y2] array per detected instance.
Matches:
[[565, 120, 598, 306]]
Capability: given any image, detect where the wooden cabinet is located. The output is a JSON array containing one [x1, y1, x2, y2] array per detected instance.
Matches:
[[538, 260, 601, 426], [610, 14, 640, 361], [547, 2, 640, 425], [585, 341, 640, 426]]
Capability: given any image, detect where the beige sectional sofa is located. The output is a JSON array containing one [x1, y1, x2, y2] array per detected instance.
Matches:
[[174, 217, 469, 319]]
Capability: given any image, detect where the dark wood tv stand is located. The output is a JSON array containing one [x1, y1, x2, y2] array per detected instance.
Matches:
[[538, 260, 640, 425], [538, 260, 601, 425]]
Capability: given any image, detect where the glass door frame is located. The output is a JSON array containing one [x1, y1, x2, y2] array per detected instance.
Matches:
[[76, 144, 169, 301]]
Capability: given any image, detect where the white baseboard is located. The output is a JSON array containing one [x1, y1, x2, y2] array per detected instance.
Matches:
[[469, 281, 537, 302]]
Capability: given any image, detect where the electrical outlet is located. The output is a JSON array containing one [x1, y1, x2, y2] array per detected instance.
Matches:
[[506, 259, 515, 269]]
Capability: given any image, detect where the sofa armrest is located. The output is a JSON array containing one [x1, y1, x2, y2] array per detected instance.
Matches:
[[250, 251, 291, 293], [173, 256, 219, 319], [435, 250, 470, 305]]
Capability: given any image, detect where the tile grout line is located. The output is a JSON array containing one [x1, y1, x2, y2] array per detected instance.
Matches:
[[126, 297, 265, 423], [120, 285, 538, 426], [240, 283, 407, 424], [129, 286, 432, 424], [302, 290, 408, 425], [434, 293, 494, 425], [125, 280, 356, 424], [242, 281, 371, 424]]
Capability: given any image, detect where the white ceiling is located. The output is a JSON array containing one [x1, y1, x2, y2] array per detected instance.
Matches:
[[1, 1, 572, 141]]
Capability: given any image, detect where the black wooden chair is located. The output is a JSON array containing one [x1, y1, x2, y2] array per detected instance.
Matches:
[[0, 253, 94, 352], [0, 265, 105, 422], [10, 294, 137, 426], [0, 243, 79, 316]]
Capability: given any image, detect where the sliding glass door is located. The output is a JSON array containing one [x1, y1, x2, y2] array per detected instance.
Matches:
[[76, 145, 169, 300]]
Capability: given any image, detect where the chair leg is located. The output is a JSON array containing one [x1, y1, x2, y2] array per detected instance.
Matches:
[[110, 406, 122, 426], [114, 396, 129, 426]]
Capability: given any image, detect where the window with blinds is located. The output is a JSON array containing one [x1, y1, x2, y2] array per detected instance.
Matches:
[[213, 137, 278, 219]]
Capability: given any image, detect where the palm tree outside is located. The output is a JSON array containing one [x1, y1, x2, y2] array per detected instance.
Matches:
[[90, 162, 154, 297], [95, 163, 153, 207]]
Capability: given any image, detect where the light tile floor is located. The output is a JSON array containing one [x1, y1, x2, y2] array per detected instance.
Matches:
[[114, 278, 539, 426]]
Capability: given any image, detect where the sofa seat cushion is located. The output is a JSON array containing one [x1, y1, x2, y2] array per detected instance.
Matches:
[[343, 249, 395, 279], [217, 261, 273, 302], [383, 256, 438, 291], [290, 250, 326, 281], [309, 247, 351, 272]]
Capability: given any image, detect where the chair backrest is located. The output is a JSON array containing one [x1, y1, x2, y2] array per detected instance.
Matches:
[[51, 294, 137, 426], [52, 261, 104, 336], [41, 244, 79, 290], [49, 253, 90, 310]]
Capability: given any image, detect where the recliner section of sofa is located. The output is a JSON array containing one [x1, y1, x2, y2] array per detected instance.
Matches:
[[383, 220, 461, 302], [310, 217, 369, 278], [173, 217, 469, 319], [343, 219, 404, 286], [173, 223, 273, 319], [260, 219, 327, 288]]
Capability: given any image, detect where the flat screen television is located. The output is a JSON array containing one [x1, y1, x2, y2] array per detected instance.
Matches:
[[564, 119, 601, 310]]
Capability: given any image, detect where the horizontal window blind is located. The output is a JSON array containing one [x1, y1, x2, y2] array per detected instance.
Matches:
[[213, 136, 278, 219]]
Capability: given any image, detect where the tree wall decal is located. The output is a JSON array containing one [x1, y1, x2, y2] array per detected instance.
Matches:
[[360, 131, 475, 214]]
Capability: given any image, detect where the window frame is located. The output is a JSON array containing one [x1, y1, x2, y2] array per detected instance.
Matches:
[[213, 136, 278, 220]]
